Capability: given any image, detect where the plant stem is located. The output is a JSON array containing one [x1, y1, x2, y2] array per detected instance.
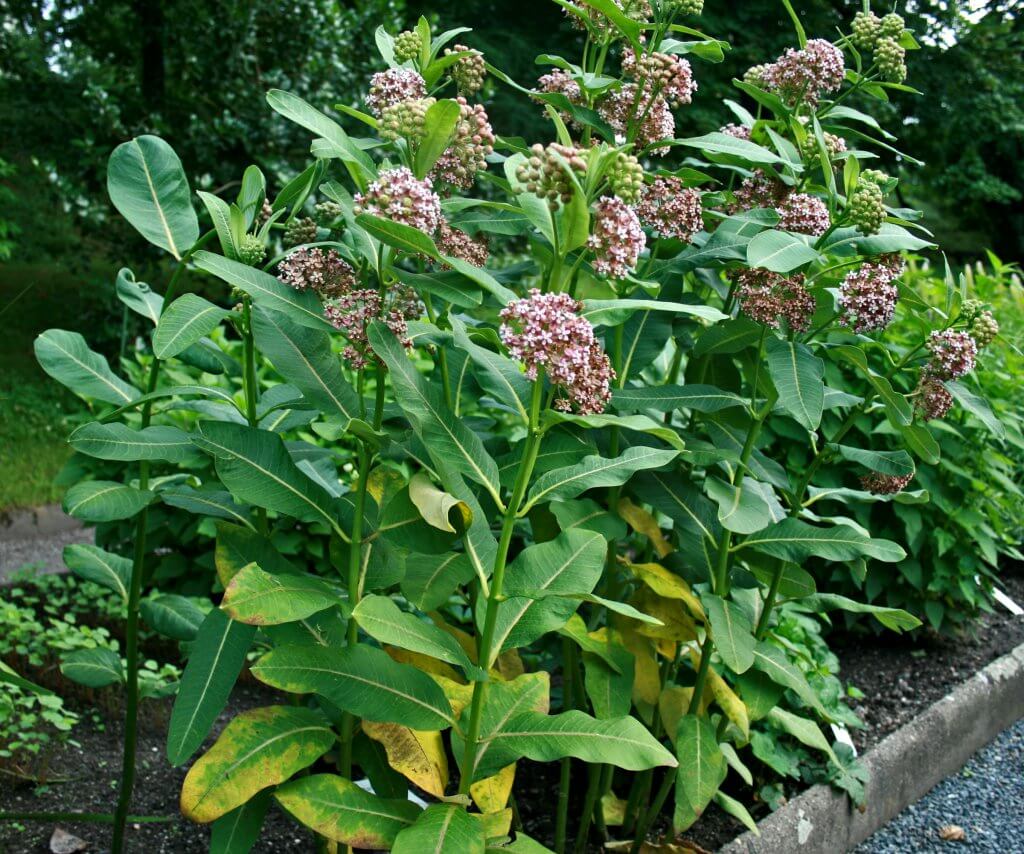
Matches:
[[241, 296, 268, 535], [554, 639, 576, 854], [630, 769, 675, 854], [459, 377, 546, 795], [573, 762, 603, 854]]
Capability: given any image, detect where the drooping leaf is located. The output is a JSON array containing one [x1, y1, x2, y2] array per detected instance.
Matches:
[[35, 329, 139, 405], [803, 593, 921, 632], [69, 422, 197, 464], [141, 594, 206, 641], [746, 229, 820, 273], [673, 714, 726, 831], [362, 721, 449, 798], [181, 706, 335, 823], [766, 338, 824, 431], [831, 444, 915, 477], [740, 518, 905, 563], [701, 594, 755, 673], [63, 543, 132, 601], [209, 791, 270, 854], [107, 135, 199, 259], [116, 268, 163, 324], [611, 384, 745, 414]]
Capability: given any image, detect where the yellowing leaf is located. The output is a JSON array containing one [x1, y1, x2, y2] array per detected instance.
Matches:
[[430, 674, 476, 718], [632, 588, 698, 642], [629, 562, 706, 621], [470, 762, 516, 813], [602, 791, 628, 827], [478, 807, 512, 839], [368, 465, 403, 508], [618, 626, 660, 713], [495, 648, 525, 680], [618, 498, 672, 558], [658, 685, 695, 745], [362, 721, 448, 798], [409, 472, 472, 533], [688, 649, 750, 740], [386, 646, 465, 683]]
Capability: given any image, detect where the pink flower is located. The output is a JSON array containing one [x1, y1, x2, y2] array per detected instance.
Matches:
[[354, 167, 442, 235], [430, 98, 495, 190], [838, 258, 904, 333], [860, 471, 914, 495], [324, 285, 420, 370], [277, 248, 357, 299], [366, 68, 427, 116], [926, 329, 977, 380], [621, 51, 697, 107], [598, 84, 676, 151], [729, 170, 789, 213], [776, 193, 830, 236], [762, 38, 845, 106], [635, 178, 703, 241], [499, 290, 614, 414], [537, 70, 584, 129], [588, 195, 646, 280], [915, 373, 954, 420], [734, 268, 816, 332], [436, 222, 489, 267]]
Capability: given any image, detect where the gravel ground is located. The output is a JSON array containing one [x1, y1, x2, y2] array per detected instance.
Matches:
[[855, 717, 1024, 853], [0, 526, 92, 580]]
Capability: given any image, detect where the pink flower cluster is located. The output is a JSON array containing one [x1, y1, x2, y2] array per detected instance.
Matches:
[[860, 471, 914, 495], [587, 195, 646, 280], [537, 69, 584, 127], [621, 51, 697, 107], [635, 177, 703, 241], [730, 170, 789, 213], [366, 68, 427, 116], [926, 329, 977, 380], [499, 290, 614, 414], [734, 268, 816, 332], [277, 248, 357, 299], [761, 38, 845, 106], [776, 193, 831, 236], [598, 84, 675, 151], [720, 123, 752, 140], [431, 98, 495, 189], [838, 257, 905, 333], [436, 221, 489, 267], [354, 167, 442, 235], [914, 373, 954, 420], [323, 285, 420, 370]]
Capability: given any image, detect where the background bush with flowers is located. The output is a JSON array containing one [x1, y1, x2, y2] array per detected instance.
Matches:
[[0, 1, 1020, 853]]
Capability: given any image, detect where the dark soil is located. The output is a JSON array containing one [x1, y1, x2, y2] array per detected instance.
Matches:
[[2, 569, 1022, 853]]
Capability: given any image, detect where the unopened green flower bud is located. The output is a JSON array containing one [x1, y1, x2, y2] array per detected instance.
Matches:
[[959, 298, 985, 324], [607, 151, 645, 205], [394, 29, 423, 62], [875, 36, 907, 83], [665, 0, 703, 14], [860, 168, 889, 188], [879, 12, 905, 39], [315, 201, 343, 227], [446, 44, 486, 96], [743, 64, 771, 88], [850, 180, 885, 235], [237, 235, 266, 267], [380, 97, 435, 142], [284, 216, 319, 247], [851, 11, 881, 50], [970, 311, 999, 348], [516, 142, 588, 210]]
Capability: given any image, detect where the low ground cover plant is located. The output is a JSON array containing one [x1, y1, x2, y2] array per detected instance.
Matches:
[[23, 1, 1011, 851]]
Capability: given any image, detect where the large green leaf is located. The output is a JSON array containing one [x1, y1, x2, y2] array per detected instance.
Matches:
[[704, 477, 779, 535], [581, 299, 727, 326], [209, 791, 270, 854], [701, 594, 755, 673], [181, 705, 335, 823], [450, 317, 530, 421], [251, 644, 455, 730], [153, 294, 230, 359], [414, 99, 461, 178], [522, 446, 679, 512], [107, 135, 199, 259], [766, 338, 824, 431], [35, 329, 139, 405], [831, 444, 915, 477], [63, 480, 152, 522], [369, 323, 502, 507], [746, 229, 820, 272], [740, 518, 905, 563], [947, 381, 1004, 438], [677, 132, 790, 166], [400, 552, 476, 611], [749, 641, 826, 716], [192, 251, 333, 332], [490, 530, 606, 660], [161, 486, 254, 530], [353, 595, 479, 677], [192, 422, 343, 535], [141, 594, 206, 642], [804, 593, 921, 632], [251, 306, 360, 425], [540, 411, 685, 452], [612, 384, 745, 414], [69, 422, 197, 464], [167, 608, 256, 765], [479, 710, 676, 771], [674, 714, 726, 831], [62, 543, 131, 601], [221, 562, 340, 626], [275, 775, 420, 848], [393, 804, 485, 854], [60, 648, 123, 688]]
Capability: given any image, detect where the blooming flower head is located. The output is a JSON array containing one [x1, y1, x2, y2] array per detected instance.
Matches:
[[353, 167, 442, 235], [729, 170, 789, 213], [436, 221, 489, 268], [926, 329, 977, 380], [277, 248, 357, 299], [366, 68, 427, 116], [587, 195, 646, 280], [621, 51, 697, 107], [598, 84, 675, 152], [499, 290, 614, 414], [915, 372, 954, 420], [734, 268, 816, 332], [762, 38, 845, 106], [430, 98, 495, 189], [324, 285, 420, 370], [776, 193, 830, 236], [635, 178, 703, 241], [838, 258, 904, 333], [860, 471, 914, 495]]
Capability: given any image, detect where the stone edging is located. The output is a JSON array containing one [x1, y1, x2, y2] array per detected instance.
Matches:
[[721, 638, 1024, 853], [0, 504, 80, 540]]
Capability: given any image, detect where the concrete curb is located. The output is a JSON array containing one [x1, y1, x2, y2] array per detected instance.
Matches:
[[0, 504, 80, 540], [721, 639, 1024, 853]]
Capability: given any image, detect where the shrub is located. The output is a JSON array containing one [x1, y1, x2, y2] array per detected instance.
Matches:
[[31, 4, 1008, 852]]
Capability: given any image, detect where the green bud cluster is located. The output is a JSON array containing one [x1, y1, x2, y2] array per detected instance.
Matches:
[[394, 30, 423, 63], [849, 179, 885, 235], [380, 97, 435, 142], [970, 311, 999, 348], [237, 235, 266, 267], [446, 44, 486, 96], [860, 168, 889, 187], [606, 151, 644, 204], [959, 298, 985, 324], [284, 216, 319, 247], [665, 0, 703, 14], [800, 131, 846, 161], [516, 143, 589, 210], [315, 201, 343, 226], [743, 64, 770, 88], [851, 11, 881, 50], [879, 13, 905, 39], [876, 36, 907, 83]]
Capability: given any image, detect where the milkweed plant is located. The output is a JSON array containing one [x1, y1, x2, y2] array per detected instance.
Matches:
[[31, 1, 1006, 852]]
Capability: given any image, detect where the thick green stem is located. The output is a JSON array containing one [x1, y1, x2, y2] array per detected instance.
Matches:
[[630, 769, 675, 854], [573, 762, 603, 854], [459, 378, 546, 795], [241, 296, 268, 535], [554, 639, 577, 853]]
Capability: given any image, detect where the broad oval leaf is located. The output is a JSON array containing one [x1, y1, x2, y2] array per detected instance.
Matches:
[[63, 543, 132, 601], [740, 518, 905, 563], [701, 594, 755, 674], [612, 384, 745, 414], [69, 422, 197, 464], [35, 329, 139, 405], [63, 480, 153, 522], [107, 135, 199, 259], [392, 804, 485, 854], [674, 714, 726, 832], [746, 229, 821, 273], [141, 594, 206, 642], [60, 647, 123, 688], [767, 338, 824, 431], [153, 294, 230, 359], [180, 705, 335, 823], [221, 562, 340, 626]]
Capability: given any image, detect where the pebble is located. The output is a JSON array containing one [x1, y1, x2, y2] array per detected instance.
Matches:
[[856, 717, 1024, 852]]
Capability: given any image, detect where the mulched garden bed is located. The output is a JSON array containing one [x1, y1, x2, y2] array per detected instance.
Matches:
[[2, 567, 1022, 853]]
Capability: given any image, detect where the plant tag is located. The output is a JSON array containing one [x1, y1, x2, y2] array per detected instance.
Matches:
[[992, 588, 1024, 616], [830, 723, 857, 756]]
